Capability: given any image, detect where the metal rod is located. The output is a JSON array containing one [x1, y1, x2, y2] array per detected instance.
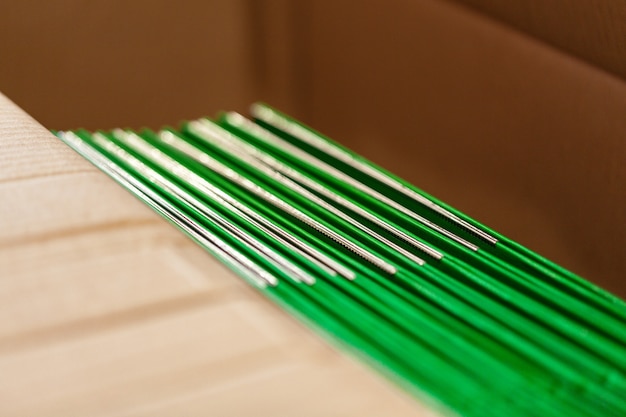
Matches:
[[187, 120, 430, 266], [226, 112, 478, 251], [251, 104, 498, 245], [58, 131, 276, 288], [154, 130, 397, 275]]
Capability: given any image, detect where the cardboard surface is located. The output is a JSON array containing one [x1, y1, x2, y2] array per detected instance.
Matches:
[[0, 94, 429, 416]]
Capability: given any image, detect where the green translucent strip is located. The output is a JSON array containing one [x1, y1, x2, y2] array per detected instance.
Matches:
[[194, 117, 620, 406], [159, 125, 622, 413], [55, 106, 626, 417], [96, 129, 596, 412], [143, 131, 559, 387], [249, 104, 626, 315], [181, 122, 626, 379], [71, 130, 529, 416], [173, 123, 624, 410], [174, 120, 620, 406], [173, 126, 616, 374], [272, 277, 589, 417], [79, 126, 598, 416], [217, 116, 626, 369], [211, 114, 620, 410]]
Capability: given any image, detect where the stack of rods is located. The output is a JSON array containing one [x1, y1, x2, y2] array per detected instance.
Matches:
[[57, 103, 626, 417]]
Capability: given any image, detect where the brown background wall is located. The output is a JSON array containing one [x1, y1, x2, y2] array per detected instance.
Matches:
[[0, 0, 624, 296], [0, 0, 257, 130], [449, 0, 626, 80], [277, 0, 626, 296]]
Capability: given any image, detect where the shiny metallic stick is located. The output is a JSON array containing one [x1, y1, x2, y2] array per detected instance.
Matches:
[[251, 104, 498, 245], [226, 112, 479, 251], [187, 120, 428, 266], [58, 131, 276, 288], [96, 132, 316, 285], [154, 130, 398, 275], [191, 119, 443, 261], [113, 130, 356, 280]]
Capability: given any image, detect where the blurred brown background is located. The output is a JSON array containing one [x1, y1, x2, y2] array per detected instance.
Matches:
[[1, 0, 624, 297]]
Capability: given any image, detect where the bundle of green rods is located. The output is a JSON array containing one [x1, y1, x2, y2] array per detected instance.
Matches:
[[56, 104, 626, 417]]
